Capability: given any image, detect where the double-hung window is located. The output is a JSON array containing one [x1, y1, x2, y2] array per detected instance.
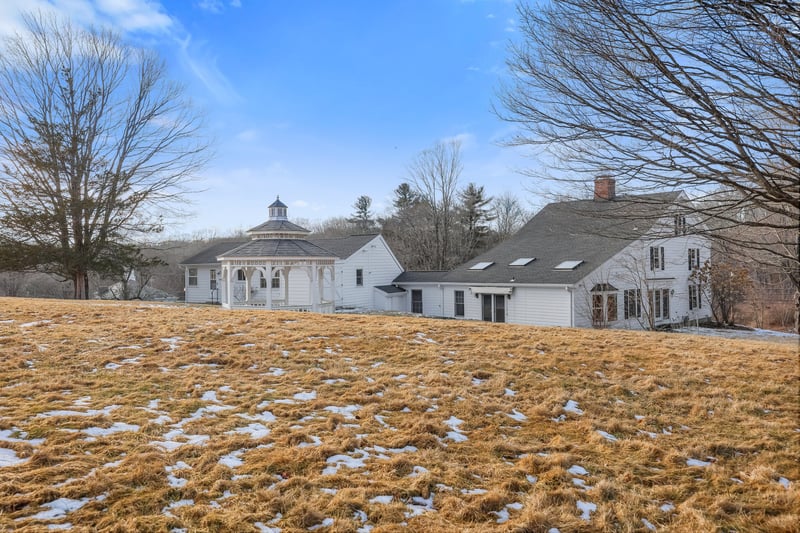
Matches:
[[624, 289, 642, 319], [454, 290, 465, 317], [648, 288, 670, 319], [262, 271, 281, 288], [591, 284, 618, 326], [688, 248, 700, 270], [209, 269, 217, 290], [356, 269, 364, 287], [188, 268, 198, 287], [674, 215, 687, 235], [689, 284, 702, 310], [650, 246, 665, 271]]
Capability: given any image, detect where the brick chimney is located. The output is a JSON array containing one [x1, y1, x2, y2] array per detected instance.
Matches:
[[594, 176, 615, 201]]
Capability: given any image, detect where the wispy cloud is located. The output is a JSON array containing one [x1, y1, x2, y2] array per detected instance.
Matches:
[[1, 0, 241, 106], [196, 0, 240, 14], [504, 18, 515, 32], [236, 128, 259, 142], [96, 0, 172, 33], [196, 0, 224, 13], [441, 132, 477, 150]]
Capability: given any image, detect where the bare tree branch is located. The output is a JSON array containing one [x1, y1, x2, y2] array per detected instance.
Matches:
[[0, 12, 209, 298]]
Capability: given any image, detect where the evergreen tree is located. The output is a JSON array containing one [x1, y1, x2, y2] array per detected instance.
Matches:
[[457, 183, 495, 261], [348, 195, 376, 233]]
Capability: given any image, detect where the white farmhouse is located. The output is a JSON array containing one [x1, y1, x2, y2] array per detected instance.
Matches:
[[394, 178, 713, 329], [180, 198, 403, 312]]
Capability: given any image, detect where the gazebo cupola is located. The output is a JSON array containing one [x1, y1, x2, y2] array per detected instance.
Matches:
[[269, 197, 288, 220], [246, 196, 312, 240]]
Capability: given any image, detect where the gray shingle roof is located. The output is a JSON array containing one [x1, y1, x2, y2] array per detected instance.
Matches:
[[180, 240, 247, 265], [247, 219, 311, 234], [308, 234, 378, 260], [180, 234, 381, 266], [218, 239, 337, 259], [440, 192, 681, 285], [375, 285, 406, 294], [393, 271, 450, 283]]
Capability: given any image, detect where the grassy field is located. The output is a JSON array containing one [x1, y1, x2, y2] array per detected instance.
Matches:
[[0, 298, 797, 532]]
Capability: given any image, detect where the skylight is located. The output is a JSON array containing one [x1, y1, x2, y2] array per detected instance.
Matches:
[[469, 261, 494, 270], [554, 260, 584, 271], [509, 257, 536, 266]]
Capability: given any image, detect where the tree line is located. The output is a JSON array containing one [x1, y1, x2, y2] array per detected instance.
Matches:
[[0, 3, 796, 330], [332, 140, 530, 271]]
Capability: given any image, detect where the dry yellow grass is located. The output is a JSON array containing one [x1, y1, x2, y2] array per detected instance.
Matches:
[[0, 297, 797, 532]]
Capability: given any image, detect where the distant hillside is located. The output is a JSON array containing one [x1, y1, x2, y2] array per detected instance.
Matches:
[[0, 298, 797, 532]]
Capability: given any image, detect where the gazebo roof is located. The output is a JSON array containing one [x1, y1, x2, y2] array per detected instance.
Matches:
[[269, 197, 288, 209], [246, 219, 311, 236], [218, 239, 336, 260]]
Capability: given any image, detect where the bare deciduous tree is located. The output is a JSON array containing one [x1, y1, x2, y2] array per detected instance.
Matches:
[[380, 183, 428, 270], [692, 260, 752, 327], [407, 140, 462, 270], [492, 192, 530, 241], [0, 13, 208, 298], [497, 0, 799, 330]]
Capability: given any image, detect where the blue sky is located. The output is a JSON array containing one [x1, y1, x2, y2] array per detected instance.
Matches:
[[1, 0, 542, 236]]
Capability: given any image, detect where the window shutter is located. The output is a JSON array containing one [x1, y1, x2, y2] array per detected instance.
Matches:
[[688, 249, 692, 270], [660, 247, 665, 270], [649, 247, 655, 270]]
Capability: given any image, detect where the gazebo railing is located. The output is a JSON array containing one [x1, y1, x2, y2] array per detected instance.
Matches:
[[229, 301, 334, 313]]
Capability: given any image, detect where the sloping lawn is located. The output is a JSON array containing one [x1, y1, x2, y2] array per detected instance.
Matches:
[[0, 298, 797, 532]]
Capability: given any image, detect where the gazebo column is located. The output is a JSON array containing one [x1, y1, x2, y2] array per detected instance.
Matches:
[[283, 266, 291, 306], [266, 263, 273, 309], [244, 268, 251, 303], [317, 266, 325, 305], [225, 265, 233, 308], [310, 263, 320, 312], [328, 265, 336, 306], [219, 266, 226, 306]]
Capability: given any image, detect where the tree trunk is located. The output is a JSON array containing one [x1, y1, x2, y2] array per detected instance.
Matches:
[[73, 270, 89, 299]]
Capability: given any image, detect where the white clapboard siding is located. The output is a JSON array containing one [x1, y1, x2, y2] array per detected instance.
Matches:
[[574, 233, 713, 329], [505, 286, 573, 326], [185, 266, 220, 304], [336, 236, 403, 309]]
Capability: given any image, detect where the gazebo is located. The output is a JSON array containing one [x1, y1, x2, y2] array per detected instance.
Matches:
[[216, 197, 337, 312]]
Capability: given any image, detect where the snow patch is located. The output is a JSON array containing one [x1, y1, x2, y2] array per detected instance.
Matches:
[[294, 391, 317, 401], [322, 450, 369, 475], [324, 405, 361, 420], [564, 400, 584, 415], [0, 448, 27, 467], [596, 430, 618, 442], [576, 500, 596, 521], [507, 409, 527, 422]]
